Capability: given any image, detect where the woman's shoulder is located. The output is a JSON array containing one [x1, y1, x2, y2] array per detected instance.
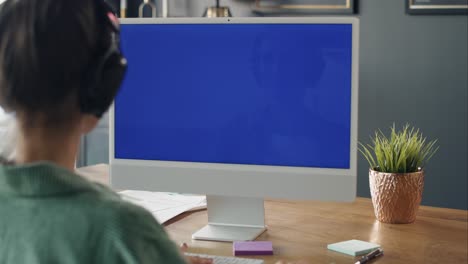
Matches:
[[90, 187, 186, 263], [88, 185, 167, 239]]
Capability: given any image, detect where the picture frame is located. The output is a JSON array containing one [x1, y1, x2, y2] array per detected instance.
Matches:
[[252, 0, 357, 15], [406, 0, 468, 15]]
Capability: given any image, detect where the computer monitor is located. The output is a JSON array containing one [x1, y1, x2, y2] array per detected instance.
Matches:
[[110, 17, 359, 242]]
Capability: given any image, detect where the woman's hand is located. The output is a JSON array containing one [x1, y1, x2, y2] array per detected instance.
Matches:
[[180, 243, 213, 264]]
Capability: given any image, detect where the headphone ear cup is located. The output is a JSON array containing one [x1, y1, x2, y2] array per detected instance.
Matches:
[[94, 53, 127, 116], [80, 53, 127, 117]]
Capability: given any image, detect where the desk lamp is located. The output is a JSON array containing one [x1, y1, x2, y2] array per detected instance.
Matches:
[[203, 0, 232, 17]]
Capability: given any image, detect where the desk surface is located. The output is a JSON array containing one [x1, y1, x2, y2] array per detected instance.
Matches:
[[78, 164, 468, 264]]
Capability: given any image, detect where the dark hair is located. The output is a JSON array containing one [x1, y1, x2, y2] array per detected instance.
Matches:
[[0, 0, 111, 124]]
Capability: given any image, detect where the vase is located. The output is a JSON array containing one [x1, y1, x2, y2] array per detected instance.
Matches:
[[369, 168, 424, 224]]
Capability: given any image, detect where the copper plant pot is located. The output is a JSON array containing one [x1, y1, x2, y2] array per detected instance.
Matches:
[[369, 169, 424, 224]]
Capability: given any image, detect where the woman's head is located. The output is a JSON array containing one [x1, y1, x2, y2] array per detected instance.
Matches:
[[0, 0, 125, 130]]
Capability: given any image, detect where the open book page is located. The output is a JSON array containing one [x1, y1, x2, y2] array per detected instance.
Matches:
[[119, 190, 206, 224]]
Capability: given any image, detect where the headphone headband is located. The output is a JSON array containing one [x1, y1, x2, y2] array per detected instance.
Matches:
[[79, 0, 127, 118]]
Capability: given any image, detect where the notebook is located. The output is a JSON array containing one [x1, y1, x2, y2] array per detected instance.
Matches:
[[233, 241, 274, 256]]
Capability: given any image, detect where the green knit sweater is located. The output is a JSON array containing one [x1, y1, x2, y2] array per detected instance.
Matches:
[[0, 162, 187, 264]]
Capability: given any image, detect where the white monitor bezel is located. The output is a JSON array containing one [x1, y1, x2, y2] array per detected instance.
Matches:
[[110, 17, 359, 201]]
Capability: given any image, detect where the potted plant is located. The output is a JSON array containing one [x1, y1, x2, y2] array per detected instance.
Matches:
[[359, 124, 439, 224]]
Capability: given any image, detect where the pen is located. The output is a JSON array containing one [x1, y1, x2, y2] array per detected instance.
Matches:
[[355, 248, 384, 264]]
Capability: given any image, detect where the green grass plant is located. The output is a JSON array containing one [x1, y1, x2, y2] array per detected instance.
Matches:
[[359, 124, 439, 173]]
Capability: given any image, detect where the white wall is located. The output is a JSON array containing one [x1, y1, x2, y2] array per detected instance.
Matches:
[[0, 107, 16, 160]]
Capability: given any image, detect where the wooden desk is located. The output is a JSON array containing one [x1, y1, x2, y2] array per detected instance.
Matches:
[[78, 165, 468, 264]]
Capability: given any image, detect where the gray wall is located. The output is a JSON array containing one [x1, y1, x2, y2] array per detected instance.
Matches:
[[356, 1, 467, 210], [83, 0, 468, 209]]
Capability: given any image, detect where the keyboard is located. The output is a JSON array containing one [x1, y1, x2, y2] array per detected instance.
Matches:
[[184, 253, 264, 264]]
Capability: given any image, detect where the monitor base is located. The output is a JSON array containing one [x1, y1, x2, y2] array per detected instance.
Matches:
[[192, 195, 267, 242], [192, 224, 266, 242]]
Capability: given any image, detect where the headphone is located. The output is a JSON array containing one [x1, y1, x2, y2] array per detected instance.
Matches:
[[80, 0, 128, 118], [0, 0, 127, 118]]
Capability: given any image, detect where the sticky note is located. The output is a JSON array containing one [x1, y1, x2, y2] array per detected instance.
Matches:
[[327, 239, 380, 256], [233, 241, 274, 256]]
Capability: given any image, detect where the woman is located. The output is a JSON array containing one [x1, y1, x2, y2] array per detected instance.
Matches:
[[0, 0, 213, 263]]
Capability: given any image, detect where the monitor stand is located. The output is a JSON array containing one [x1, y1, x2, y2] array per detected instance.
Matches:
[[192, 195, 267, 242]]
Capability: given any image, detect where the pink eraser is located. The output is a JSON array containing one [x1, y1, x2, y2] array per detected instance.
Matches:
[[233, 241, 274, 256]]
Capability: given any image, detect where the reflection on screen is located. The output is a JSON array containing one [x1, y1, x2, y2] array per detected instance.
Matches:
[[115, 24, 353, 169]]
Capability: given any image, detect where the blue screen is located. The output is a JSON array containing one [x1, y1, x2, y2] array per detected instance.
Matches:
[[115, 23, 353, 169]]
